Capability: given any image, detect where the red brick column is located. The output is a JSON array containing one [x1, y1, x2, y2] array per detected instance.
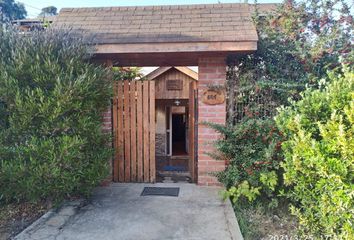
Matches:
[[102, 108, 112, 133], [197, 57, 227, 186], [101, 107, 113, 185]]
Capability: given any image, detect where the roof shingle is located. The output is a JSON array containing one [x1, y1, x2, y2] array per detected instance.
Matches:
[[54, 3, 260, 44]]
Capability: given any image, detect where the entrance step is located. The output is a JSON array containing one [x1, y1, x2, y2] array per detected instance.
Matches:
[[157, 171, 192, 183]]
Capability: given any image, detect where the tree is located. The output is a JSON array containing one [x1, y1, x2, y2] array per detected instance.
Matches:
[[38, 6, 57, 17], [0, 0, 27, 22], [226, 0, 353, 124], [253, 0, 353, 81]]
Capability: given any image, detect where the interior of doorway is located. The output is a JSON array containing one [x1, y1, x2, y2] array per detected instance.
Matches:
[[156, 103, 191, 183], [172, 113, 187, 156]]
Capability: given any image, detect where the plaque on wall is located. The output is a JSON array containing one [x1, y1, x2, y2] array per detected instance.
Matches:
[[202, 89, 225, 105], [166, 79, 182, 90]]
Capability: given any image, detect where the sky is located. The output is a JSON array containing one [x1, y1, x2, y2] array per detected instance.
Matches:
[[20, 0, 282, 18]]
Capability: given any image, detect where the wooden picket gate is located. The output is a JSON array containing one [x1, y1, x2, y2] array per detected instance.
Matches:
[[112, 80, 155, 182]]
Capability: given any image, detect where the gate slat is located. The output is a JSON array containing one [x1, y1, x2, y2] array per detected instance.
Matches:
[[143, 81, 150, 182], [124, 81, 131, 181], [136, 81, 143, 182], [149, 81, 156, 182], [117, 82, 124, 182], [112, 83, 118, 182], [130, 81, 137, 182]]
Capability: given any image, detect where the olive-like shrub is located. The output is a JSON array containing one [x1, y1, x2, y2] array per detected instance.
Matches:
[[0, 28, 112, 203]]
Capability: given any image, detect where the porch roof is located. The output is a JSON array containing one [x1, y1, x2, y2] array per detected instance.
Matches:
[[54, 3, 276, 66]]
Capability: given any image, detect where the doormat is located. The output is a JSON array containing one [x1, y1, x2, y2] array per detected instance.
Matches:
[[141, 187, 180, 197], [163, 165, 186, 171]]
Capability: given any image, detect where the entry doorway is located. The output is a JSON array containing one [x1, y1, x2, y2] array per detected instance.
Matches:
[[164, 106, 189, 172], [146, 67, 197, 183], [172, 113, 187, 156]]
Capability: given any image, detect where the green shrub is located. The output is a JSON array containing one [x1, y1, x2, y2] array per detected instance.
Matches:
[[276, 66, 354, 239], [209, 118, 284, 207], [0, 29, 112, 203]]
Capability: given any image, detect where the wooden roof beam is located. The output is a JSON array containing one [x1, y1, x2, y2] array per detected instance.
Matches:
[[94, 41, 257, 54]]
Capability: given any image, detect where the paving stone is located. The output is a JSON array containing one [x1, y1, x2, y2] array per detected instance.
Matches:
[[46, 215, 68, 228], [58, 206, 76, 216]]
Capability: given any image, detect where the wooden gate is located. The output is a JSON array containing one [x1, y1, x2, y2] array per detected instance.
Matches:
[[112, 80, 155, 182]]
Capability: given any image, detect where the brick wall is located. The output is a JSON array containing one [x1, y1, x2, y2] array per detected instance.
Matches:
[[102, 107, 112, 133], [197, 57, 227, 186], [101, 106, 113, 185]]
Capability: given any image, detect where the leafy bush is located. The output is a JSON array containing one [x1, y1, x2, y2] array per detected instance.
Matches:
[[276, 66, 354, 239], [112, 67, 143, 80], [209, 118, 284, 207], [0, 29, 112, 203]]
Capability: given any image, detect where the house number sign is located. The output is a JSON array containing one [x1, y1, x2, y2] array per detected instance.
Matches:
[[202, 89, 225, 105]]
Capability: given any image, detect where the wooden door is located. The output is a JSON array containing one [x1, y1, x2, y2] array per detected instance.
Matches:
[[112, 80, 155, 182], [188, 81, 198, 182]]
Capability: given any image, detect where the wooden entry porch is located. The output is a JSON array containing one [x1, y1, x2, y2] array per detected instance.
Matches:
[[112, 79, 197, 183]]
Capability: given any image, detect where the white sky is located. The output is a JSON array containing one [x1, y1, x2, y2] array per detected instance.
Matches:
[[141, 67, 198, 76], [20, 0, 282, 18]]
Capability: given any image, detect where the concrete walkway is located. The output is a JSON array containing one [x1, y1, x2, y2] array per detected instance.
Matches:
[[15, 183, 242, 240]]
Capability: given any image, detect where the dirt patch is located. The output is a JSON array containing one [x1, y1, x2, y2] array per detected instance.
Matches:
[[234, 203, 298, 240], [0, 202, 50, 240]]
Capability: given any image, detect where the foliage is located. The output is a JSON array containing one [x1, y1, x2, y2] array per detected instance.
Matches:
[[210, 118, 284, 207], [38, 6, 57, 17], [223, 181, 261, 203], [254, 0, 353, 81], [112, 67, 143, 80], [0, 0, 27, 22], [0, 28, 112, 204], [227, 0, 353, 124], [222, 0, 353, 237], [276, 66, 354, 239]]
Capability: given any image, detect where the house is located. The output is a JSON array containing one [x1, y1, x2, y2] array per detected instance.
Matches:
[[12, 16, 56, 32]]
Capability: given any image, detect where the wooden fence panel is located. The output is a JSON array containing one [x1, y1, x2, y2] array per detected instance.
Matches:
[[117, 83, 124, 182], [113, 80, 155, 183], [149, 82, 155, 182], [136, 81, 143, 182], [123, 81, 131, 181], [143, 81, 150, 182], [112, 83, 118, 182], [130, 81, 137, 182]]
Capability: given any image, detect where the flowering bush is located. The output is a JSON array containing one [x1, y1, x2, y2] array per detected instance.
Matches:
[[210, 119, 284, 207]]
